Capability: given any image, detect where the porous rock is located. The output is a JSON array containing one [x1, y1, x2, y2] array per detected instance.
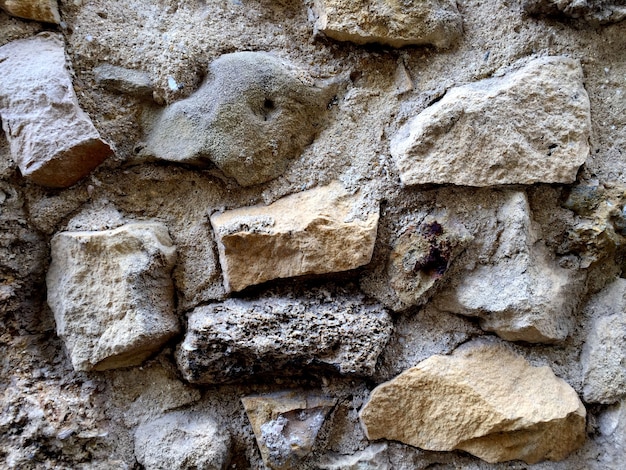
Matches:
[[242, 390, 336, 470], [46, 222, 179, 371], [435, 191, 584, 343], [94, 63, 153, 99], [313, 0, 462, 49], [142, 51, 341, 186], [176, 291, 393, 384], [0, 33, 113, 188], [524, 0, 626, 24], [210, 181, 379, 292], [359, 342, 586, 464], [581, 278, 626, 404], [391, 56, 590, 187], [134, 411, 231, 470], [0, 0, 60, 23]]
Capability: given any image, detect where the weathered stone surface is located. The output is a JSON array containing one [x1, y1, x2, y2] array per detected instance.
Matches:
[[391, 56, 590, 187], [359, 342, 586, 464], [47, 222, 179, 371], [210, 181, 379, 292], [142, 51, 340, 186], [0, 0, 60, 23], [524, 0, 626, 24], [581, 278, 626, 404], [435, 191, 584, 343], [94, 63, 153, 98], [313, 0, 462, 48], [594, 399, 626, 469], [0, 33, 113, 188], [242, 390, 336, 470], [319, 443, 390, 470], [361, 215, 472, 311], [176, 291, 393, 384], [134, 411, 231, 470]]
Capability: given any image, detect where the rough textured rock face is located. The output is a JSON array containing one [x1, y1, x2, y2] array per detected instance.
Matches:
[[318, 443, 390, 470], [93, 63, 153, 99], [313, 0, 463, 48], [524, 0, 626, 24], [177, 291, 393, 384], [142, 51, 340, 186], [0, 33, 113, 188], [0, 0, 60, 23], [134, 411, 231, 470], [47, 222, 179, 371], [359, 342, 587, 464], [211, 181, 379, 292], [392, 56, 591, 187]]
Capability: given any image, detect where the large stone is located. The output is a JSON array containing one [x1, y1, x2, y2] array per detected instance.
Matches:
[[581, 278, 626, 404], [0, 0, 60, 23], [359, 342, 586, 464], [242, 390, 336, 470], [210, 181, 379, 292], [141, 51, 341, 186], [391, 56, 590, 187], [134, 411, 231, 470], [46, 222, 179, 371], [313, 0, 462, 49], [524, 0, 626, 24], [176, 291, 393, 384], [0, 33, 113, 188], [594, 399, 626, 469], [434, 191, 584, 343]]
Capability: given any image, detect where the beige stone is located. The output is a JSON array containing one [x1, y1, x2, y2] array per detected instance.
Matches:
[[210, 181, 379, 292], [313, 0, 462, 49], [391, 56, 591, 186], [0, 0, 60, 23], [47, 222, 179, 371], [359, 342, 586, 464]]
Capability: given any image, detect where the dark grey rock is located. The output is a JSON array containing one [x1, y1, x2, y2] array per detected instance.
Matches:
[[524, 0, 626, 24]]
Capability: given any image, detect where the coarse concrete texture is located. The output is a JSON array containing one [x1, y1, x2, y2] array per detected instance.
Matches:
[[0, 0, 60, 23], [0, 33, 113, 187], [46, 222, 179, 371]]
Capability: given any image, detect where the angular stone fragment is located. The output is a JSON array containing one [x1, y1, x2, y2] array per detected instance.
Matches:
[[359, 342, 586, 464], [210, 182, 379, 292], [176, 292, 393, 384], [134, 411, 231, 470], [0, 33, 114, 188], [47, 222, 179, 371], [313, 0, 462, 49], [94, 63, 153, 99], [142, 52, 341, 186], [581, 279, 626, 404], [318, 443, 390, 470], [524, 0, 626, 24], [0, 0, 60, 23], [435, 191, 584, 343], [391, 56, 590, 187], [242, 390, 336, 470]]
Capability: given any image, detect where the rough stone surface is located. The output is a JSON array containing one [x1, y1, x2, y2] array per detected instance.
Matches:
[[313, 0, 462, 48], [524, 0, 626, 24], [94, 63, 153, 98], [435, 191, 584, 343], [0, 0, 60, 23], [581, 278, 626, 404], [0, 33, 113, 188], [242, 390, 336, 470], [142, 51, 341, 186], [176, 290, 393, 384], [318, 443, 390, 470], [359, 342, 587, 464], [134, 410, 231, 470], [593, 399, 626, 469], [46, 222, 179, 371], [391, 56, 591, 187], [211, 181, 379, 292]]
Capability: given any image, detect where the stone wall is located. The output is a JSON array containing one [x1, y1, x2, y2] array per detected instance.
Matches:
[[1, 1, 625, 469]]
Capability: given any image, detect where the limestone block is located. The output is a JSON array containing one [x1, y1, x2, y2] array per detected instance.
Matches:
[[524, 0, 626, 24], [0, 33, 113, 188], [134, 411, 231, 470], [391, 56, 590, 186], [94, 63, 153, 99], [0, 0, 60, 23], [581, 278, 626, 404], [176, 292, 393, 384], [359, 342, 586, 464], [210, 182, 379, 292], [318, 443, 390, 470], [435, 191, 584, 343], [142, 52, 341, 186], [46, 222, 179, 371], [313, 0, 462, 49], [242, 391, 336, 470]]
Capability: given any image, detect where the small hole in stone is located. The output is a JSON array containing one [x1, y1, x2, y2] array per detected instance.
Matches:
[[263, 98, 275, 111]]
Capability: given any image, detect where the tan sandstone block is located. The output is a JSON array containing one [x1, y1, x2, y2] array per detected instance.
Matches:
[[0, 0, 60, 23]]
